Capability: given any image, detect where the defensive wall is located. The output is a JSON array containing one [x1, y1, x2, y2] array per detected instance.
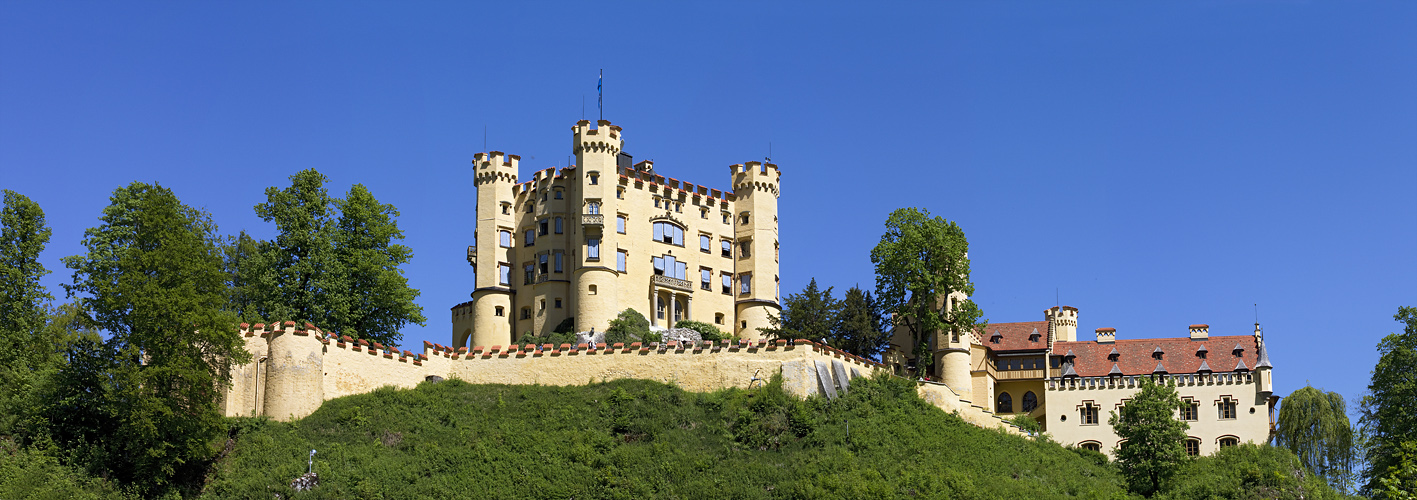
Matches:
[[222, 321, 1024, 436]]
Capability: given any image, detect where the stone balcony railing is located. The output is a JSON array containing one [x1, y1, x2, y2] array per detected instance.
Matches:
[[650, 274, 693, 292], [582, 214, 604, 226]]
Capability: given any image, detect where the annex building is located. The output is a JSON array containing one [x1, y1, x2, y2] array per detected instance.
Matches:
[[450, 120, 781, 349], [886, 306, 1277, 457]]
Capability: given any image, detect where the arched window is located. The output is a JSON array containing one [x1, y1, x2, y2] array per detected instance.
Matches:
[[1218, 436, 1239, 448], [656, 296, 666, 320], [1184, 438, 1201, 456], [997, 392, 1013, 413], [652, 221, 684, 246], [1022, 391, 1038, 413], [1080, 441, 1102, 453], [674, 298, 685, 323]]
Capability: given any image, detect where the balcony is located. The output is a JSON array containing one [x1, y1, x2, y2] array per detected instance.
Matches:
[[650, 274, 693, 292], [582, 214, 604, 226], [995, 369, 1047, 381]]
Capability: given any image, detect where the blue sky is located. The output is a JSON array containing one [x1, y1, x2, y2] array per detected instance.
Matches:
[[2, 2, 1413, 411]]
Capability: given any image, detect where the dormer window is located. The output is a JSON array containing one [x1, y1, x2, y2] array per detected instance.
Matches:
[[1153, 347, 1164, 360], [1232, 343, 1245, 356], [1196, 344, 1209, 359], [990, 330, 1002, 344], [1028, 328, 1041, 342], [1108, 347, 1120, 362]]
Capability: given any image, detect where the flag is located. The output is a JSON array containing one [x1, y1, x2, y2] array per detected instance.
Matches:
[[597, 70, 602, 115]]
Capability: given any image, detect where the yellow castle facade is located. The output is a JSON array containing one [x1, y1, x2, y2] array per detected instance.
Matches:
[[450, 120, 781, 349]]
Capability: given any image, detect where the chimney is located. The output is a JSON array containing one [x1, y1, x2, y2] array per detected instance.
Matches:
[[1096, 327, 1116, 343], [1189, 324, 1209, 340]]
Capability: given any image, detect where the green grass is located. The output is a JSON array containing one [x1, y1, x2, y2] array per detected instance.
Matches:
[[199, 374, 1132, 499]]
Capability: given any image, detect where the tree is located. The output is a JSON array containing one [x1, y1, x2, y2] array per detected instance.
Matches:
[[1275, 385, 1356, 492], [1361, 306, 1417, 497], [832, 286, 892, 358], [605, 308, 653, 345], [61, 182, 251, 495], [1108, 377, 1190, 497], [760, 278, 840, 342], [870, 208, 985, 376], [245, 169, 425, 346], [0, 190, 54, 357]]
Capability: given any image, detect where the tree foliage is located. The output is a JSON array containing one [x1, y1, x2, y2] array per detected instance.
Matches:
[[870, 208, 985, 375], [1361, 306, 1417, 497], [1109, 377, 1190, 497], [674, 319, 727, 341], [605, 308, 654, 345], [834, 285, 892, 358], [1275, 385, 1355, 492], [0, 190, 54, 358], [58, 182, 251, 496], [236, 169, 425, 346], [760, 278, 840, 342]]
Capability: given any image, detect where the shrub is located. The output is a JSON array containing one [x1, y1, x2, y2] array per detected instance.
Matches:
[[605, 308, 651, 345], [1010, 414, 1042, 435], [674, 319, 726, 341], [552, 317, 575, 334]]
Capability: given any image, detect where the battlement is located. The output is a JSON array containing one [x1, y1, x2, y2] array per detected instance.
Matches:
[[730, 161, 781, 196], [572, 120, 623, 155], [472, 151, 519, 185], [1048, 371, 1255, 392]]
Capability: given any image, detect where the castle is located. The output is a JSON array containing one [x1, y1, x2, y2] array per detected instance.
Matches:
[[220, 118, 1275, 458], [884, 307, 1277, 457], [449, 120, 781, 349]]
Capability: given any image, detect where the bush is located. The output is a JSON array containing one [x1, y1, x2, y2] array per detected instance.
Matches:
[[1010, 414, 1042, 435], [552, 317, 575, 334], [1158, 443, 1346, 500], [604, 308, 652, 345], [673, 319, 726, 341]]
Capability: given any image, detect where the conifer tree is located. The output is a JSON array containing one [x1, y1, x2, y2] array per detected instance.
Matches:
[[760, 278, 840, 342], [832, 285, 892, 358]]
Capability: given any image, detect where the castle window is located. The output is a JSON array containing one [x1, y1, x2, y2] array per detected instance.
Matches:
[[652, 222, 684, 246], [701, 268, 712, 290], [554, 251, 564, 273], [541, 192, 547, 202], [1218, 436, 1239, 448], [997, 392, 1013, 413], [524, 229, 535, 246], [499, 263, 511, 286], [520, 307, 531, 320], [616, 250, 626, 272], [675, 202, 681, 213], [722, 239, 732, 258], [539, 220, 549, 236], [554, 189, 563, 200], [1218, 397, 1237, 420], [589, 174, 598, 185], [739, 239, 751, 259], [588, 284, 597, 295], [722, 272, 732, 295], [1181, 398, 1198, 421], [616, 188, 623, 199], [652, 255, 687, 280], [554, 217, 563, 234], [523, 264, 534, 285], [539, 254, 549, 275], [701, 208, 708, 219], [1185, 438, 1200, 456], [500, 230, 512, 248], [654, 198, 661, 208], [1022, 391, 1038, 413], [723, 213, 730, 224], [587, 238, 600, 260], [554, 298, 562, 309], [739, 273, 752, 295], [1081, 442, 1102, 453], [586, 201, 600, 215], [539, 299, 546, 311], [775, 241, 779, 262], [1081, 402, 1099, 425], [617, 215, 626, 234], [502, 203, 510, 215], [715, 313, 724, 325], [526, 202, 533, 213], [657, 297, 666, 320], [740, 212, 750, 225], [495, 306, 504, 317], [700, 235, 711, 253]]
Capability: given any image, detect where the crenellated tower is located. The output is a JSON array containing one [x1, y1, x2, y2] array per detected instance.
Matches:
[[460, 151, 520, 349], [571, 120, 624, 333], [730, 161, 781, 339]]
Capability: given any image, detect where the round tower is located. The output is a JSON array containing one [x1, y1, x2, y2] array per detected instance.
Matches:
[[466, 151, 519, 348], [730, 161, 781, 340], [571, 120, 623, 333], [937, 292, 973, 397], [262, 322, 324, 421]]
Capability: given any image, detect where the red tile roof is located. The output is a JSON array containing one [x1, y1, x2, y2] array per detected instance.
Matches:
[[978, 321, 1051, 352], [1053, 335, 1259, 377]]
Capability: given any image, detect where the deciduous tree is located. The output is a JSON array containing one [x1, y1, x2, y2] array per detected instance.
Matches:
[[870, 208, 985, 376], [1108, 377, 1189, 497], [1361, 306, 1417, 497], [0, 190, 54, 357], [1275, 385, 1356, 492]]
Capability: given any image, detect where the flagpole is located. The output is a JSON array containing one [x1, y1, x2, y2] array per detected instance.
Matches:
[[598, 69, 603, 121]]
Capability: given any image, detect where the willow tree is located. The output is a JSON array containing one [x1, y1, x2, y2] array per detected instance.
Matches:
[[1276, 386, 1356, 492], [870, 207, 984, 377]]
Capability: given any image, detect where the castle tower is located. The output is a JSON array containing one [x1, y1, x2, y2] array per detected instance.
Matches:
[[571, 120, 623, 333], [464, 151, 519, 349], [1046, 306, 1079, 344], [262, 323, 324, 420], [936, 292, 973, 398], [730, 161, 781, 339]]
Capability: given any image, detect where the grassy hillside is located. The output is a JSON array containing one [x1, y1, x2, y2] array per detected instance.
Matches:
[[200, 375, 1132, 499]]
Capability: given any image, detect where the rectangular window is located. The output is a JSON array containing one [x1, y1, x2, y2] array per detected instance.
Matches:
[[539, 220, 548, 236], [587, 238, 600, 260], [617, 250, 627, 272], [555, 298, 562, 308], [554, 217, 563, 234], [722, 240, 732, 258], [722, 272, 732, 294], [539, 254, 549, 275], [523, 263, 534, 285], [1219, 398, 1237, 420], [524, 229, 535, 246], [740, 273, 752, 295], [587, 202, 600, 214], [739, 239, 751, 258], [701, 268, 712, 290], [554, 189, 563, 199], [589, 174, 598, 185], [700, 235, 711, 252], [1082, 404, 1099, 425], [617, 215, 626, 234], [499, 263, 511, 285], [554, 251, 564, 273], [616, 188, 624, 199], [500, 230, 512, 248], [1182, 400, 1198, 421]]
